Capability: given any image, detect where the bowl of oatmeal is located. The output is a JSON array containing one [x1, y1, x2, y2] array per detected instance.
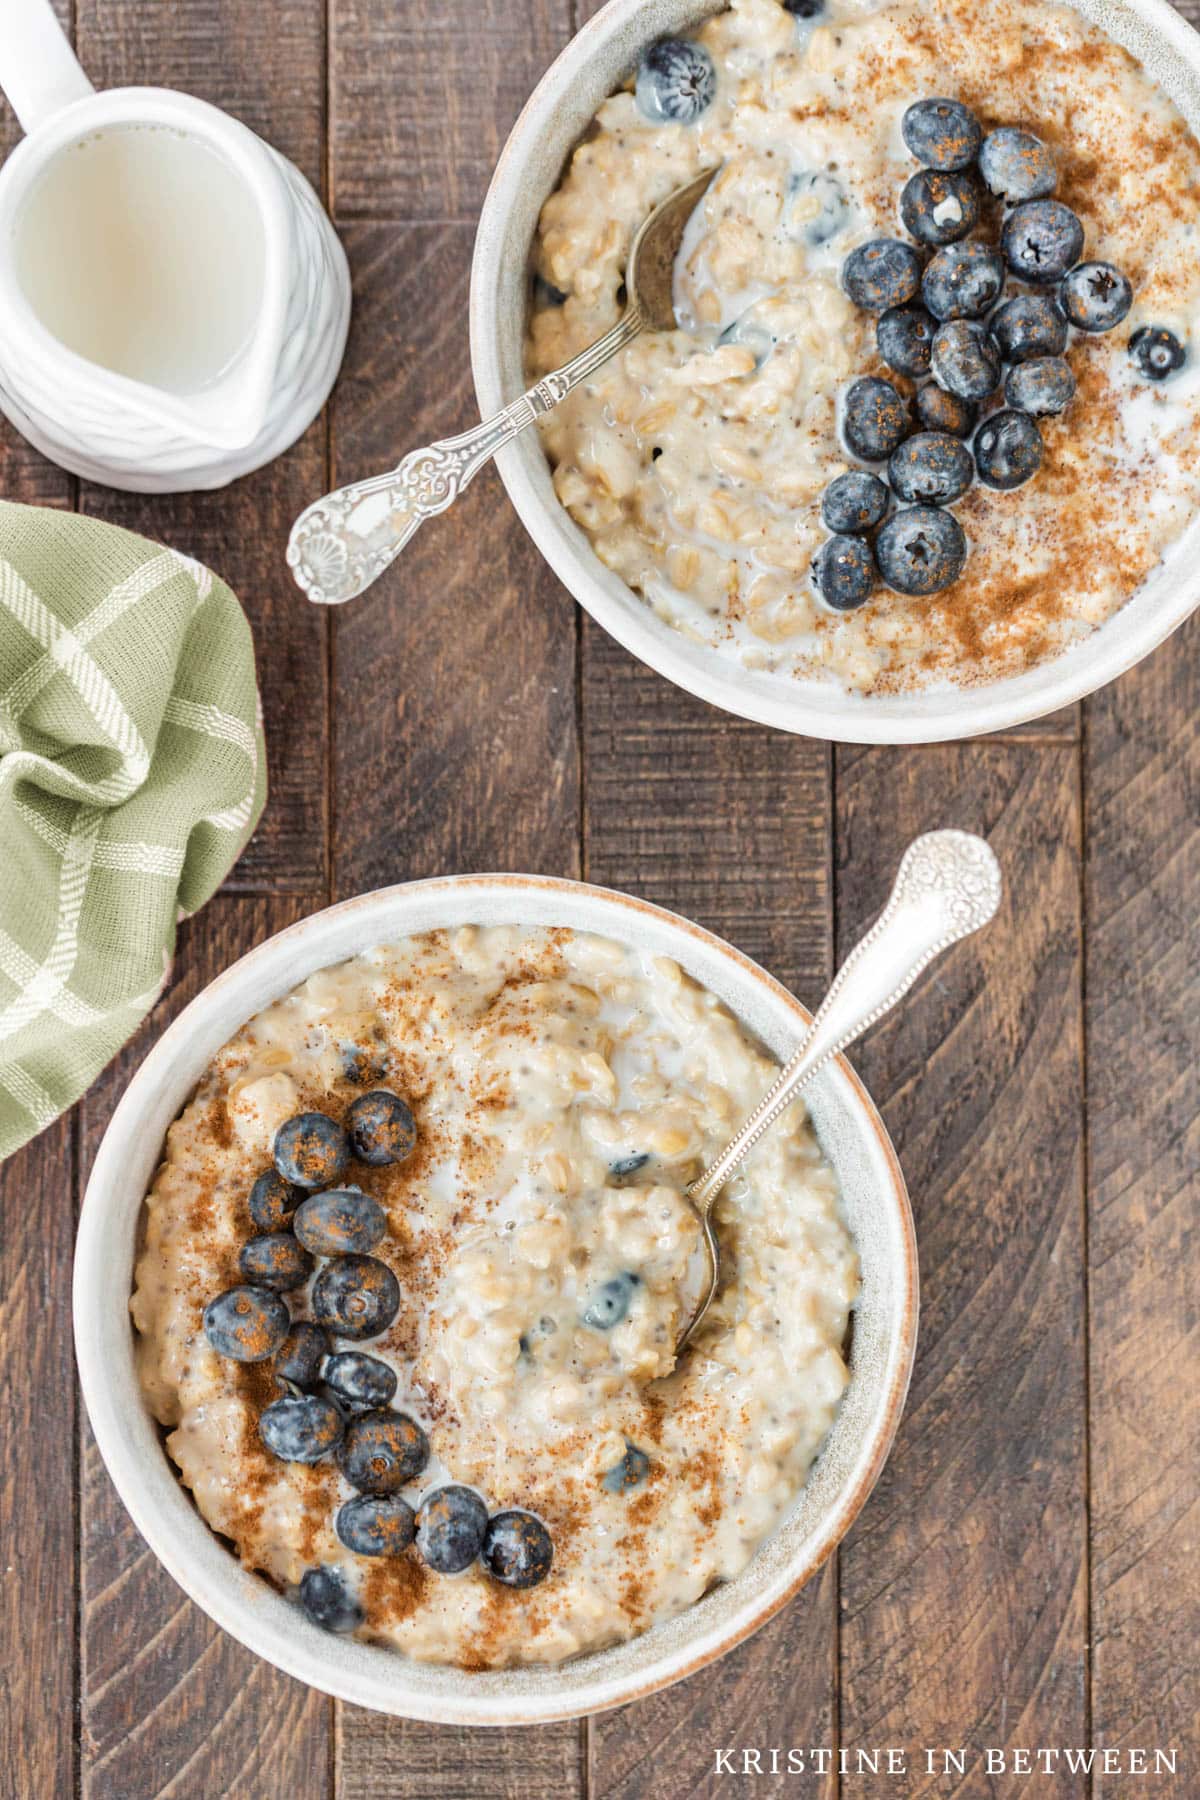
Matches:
[[470, 0, 1200, 740], [75, 875, 916, 1722]]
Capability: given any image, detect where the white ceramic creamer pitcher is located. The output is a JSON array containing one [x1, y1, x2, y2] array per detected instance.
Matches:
[[0, 0, 351, 492]]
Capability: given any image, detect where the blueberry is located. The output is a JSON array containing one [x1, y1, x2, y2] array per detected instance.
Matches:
[[783, 0, 824, 13], [922, 243, 1005, 323], [248, 1169, 300, 1231], [899, 168, 981, 247], [978, 127, 1057, 202], [635, 39, 716, 124], [876, 507, 967, 597], [990, 293, 1068, 363], [888, 432, 974, 505], [609, 1152, 650, 1179], [974, 409, 1044, 489], [821, 470, 890, 534], [788, 169, 849, 247], [338, 1033, 388, 1085], [346, 1089, 416, 1166], [335, 1495, 416, 1557], [239, 1232, 314, 1292], [294, 1187, 387, 1257], [930, 320, 1001, 402], [1001, 200, 1084, 284], [812, 534, 876, 612], [415, 1485, 490, 1574], [274, 1321, 329, 1387], [203, 1285, 290, 1363], [482, 1510, 554, 1589], [300, 1565, 362, 1634], [914, 384, 977, 438], [324, 1350, 398, 1411], [274, 1112, 350, 1190], [312, 1254, 400, 1341], [876, 305, 935, 378], [901, 98, 982, 171], [1004, 357, 1076, 417], [842, 239, 922, 314], [1129, 326, 1187, 381], [259, 1391, 344, 1463], [601, 1443, 652, 1494], [583, 1271, 640, 1330], [339, 1409, 430, 1495], [842, 376, 911, 461], [1058, 262, 1132, 333], [533, 275, 568, 309]]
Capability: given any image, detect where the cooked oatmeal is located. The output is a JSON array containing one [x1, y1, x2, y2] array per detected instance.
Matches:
[[527, 0, 1200, 693], [132, 926, 858, 1668]]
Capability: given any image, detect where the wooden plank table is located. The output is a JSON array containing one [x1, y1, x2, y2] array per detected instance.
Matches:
[[1, 2, 1196, 1794]]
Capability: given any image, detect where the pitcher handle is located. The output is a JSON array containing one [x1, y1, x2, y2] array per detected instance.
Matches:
[[0, 0, 95, 136]]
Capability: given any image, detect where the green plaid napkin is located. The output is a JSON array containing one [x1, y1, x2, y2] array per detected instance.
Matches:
[[0, 500, 267, 1160]]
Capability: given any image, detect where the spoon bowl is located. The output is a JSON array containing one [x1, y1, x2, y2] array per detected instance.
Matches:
[[287, 167, 717, 605]]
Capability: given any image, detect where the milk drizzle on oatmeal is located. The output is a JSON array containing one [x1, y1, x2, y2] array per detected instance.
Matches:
[[526, 0, 1200, 693], [132, 926, 858, 1669]]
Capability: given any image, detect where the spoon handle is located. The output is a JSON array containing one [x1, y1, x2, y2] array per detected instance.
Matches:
[[688, 830, 1002, 1213], [287, 306, 644, 605]]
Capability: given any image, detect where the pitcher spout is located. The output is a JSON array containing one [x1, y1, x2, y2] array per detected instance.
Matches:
[[172, 333, 280, 453]]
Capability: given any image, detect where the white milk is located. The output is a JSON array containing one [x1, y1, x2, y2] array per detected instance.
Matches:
[[13, 124, 265, 394]]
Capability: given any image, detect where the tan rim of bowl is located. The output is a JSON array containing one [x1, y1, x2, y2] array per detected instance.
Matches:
[[469, 0, 1200, 744], [74, 874, 917, 1723]]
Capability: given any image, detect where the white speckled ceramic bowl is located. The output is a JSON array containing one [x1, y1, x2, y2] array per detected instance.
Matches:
[[74, 876, 916, 1724], [470, 0, 1200, 744]]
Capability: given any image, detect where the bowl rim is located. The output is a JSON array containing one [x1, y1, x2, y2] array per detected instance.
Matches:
[[73, 872, 918, 1724], [468, 0, 1200, 744]]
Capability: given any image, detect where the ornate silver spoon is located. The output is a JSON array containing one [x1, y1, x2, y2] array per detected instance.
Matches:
[[675, 829, 1003, 1356], [287, 167, 718, 606]]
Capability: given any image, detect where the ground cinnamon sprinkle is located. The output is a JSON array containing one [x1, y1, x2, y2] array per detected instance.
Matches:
[[362, 1552, 430, 1627], [209, 1097, 233, 1150], [685, 1447, 724, 1532]]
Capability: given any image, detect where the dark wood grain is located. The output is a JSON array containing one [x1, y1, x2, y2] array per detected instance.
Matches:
[[328, 223, 580, 897], [580, 622, 830, 991], [0, 1120, 77, 1800], [835, 746, 1088, 1793], [1084, 616, 1199, 1796], [77, 895, 333, 1800], [72, 0, 330, 894], [583, 621, 838, 1800], [337, 1712, 586, 1800], [330, 0, 573, 222]]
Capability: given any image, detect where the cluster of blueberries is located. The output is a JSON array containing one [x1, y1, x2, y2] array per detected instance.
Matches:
[[628, 27, 1189, 617], [201, 1089, 553, 1635], [813, 96, 1185, 610]]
